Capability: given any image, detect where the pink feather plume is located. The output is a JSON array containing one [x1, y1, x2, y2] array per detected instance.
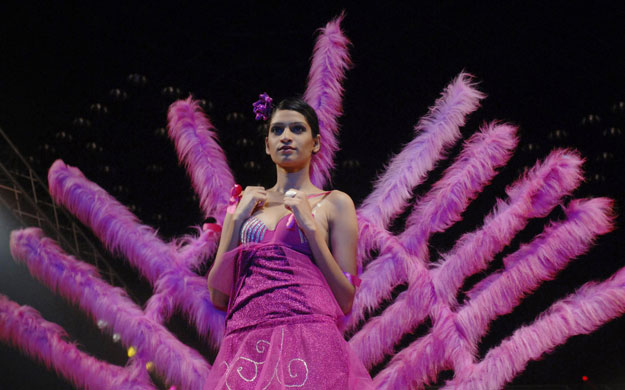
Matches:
[[167, 97, 234, 222], [350, 149, 586, 369], [0, 294, 155, 390], [47, 159, 226, 345], [303, 12, 352, 188], [449, 247, 625, 389], [357, 72, 485, 246], [349, 122, 517, 331], [9, 228, 212, 390]]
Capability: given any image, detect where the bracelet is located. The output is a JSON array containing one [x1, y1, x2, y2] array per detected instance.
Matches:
[[226, 184, 243, 214], [343, 271, 361, 288]]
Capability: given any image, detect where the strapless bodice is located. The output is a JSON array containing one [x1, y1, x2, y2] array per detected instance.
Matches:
[[240, 213, 312, 256], [239, 191, 331, 256]]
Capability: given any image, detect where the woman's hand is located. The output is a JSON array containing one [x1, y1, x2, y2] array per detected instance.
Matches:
[[283, 190, 317, 234], [233, 186, 267, 222]]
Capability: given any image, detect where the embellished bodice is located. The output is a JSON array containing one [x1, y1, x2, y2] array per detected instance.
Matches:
[[240, 213, 313, 256], [238, 191, 331, 256]]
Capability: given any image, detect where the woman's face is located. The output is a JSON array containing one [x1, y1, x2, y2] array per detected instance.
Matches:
[[265, 109, 320, 170]]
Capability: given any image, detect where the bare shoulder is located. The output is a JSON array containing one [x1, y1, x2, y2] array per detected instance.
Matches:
[[326, 190, 356, 215]]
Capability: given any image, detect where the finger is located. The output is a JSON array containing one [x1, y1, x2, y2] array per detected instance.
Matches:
[[283, 197, 297, 206]]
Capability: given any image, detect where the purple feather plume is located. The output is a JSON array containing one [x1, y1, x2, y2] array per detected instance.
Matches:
[[349, 122, 516, 331], [432, 149, 584, 305], [303, 12, 352, 188], [9, 228, 212, 390], [459, 197, 616, 344], [0, 294, 156, 390], [371, 197, 614, 389], [172, 226, 221, 271], [350, 149, 586, 369], [449, 243, 625, 389], [47, 160, 226, 345], [167, 97, 234, 222], [357, 72, 485, 250]]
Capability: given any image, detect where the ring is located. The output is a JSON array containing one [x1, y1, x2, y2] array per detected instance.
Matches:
[[285, 189, 298, 198]]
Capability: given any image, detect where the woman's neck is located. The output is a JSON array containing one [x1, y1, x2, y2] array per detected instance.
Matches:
[[272, 164, 317, 194]]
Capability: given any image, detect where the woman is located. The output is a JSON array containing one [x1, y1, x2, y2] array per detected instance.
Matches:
[[206, 96, 374, 389]]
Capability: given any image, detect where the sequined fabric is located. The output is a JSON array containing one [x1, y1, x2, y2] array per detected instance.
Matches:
[[206, 214, 374, 389]]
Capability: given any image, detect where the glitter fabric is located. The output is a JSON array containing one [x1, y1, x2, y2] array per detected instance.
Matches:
[[206, 212, 374, 389]]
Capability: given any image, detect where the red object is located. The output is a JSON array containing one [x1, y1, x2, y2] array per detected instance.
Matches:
[[582, 375, 588, 381], [226, 184, 243, 214], [202, 223, 222, 233], [230, 184, 242, 198]]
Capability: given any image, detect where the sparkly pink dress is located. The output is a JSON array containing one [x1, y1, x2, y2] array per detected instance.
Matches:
[[206, 209, 374, 389]]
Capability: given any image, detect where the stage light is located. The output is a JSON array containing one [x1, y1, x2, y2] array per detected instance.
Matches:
[[154, 127, 167, 137], [73, 117, 91, 128], [235, 137, 253, 147], [243, 160, 261, 171], [611, 101, 625, 113], [342, 159, 361, 169], [581, 114, 601, 125], [127, 73, 147, 86], [38, 144, 56, 154], [596, 152, 614, 162], [226, 112, 246, 123], [161, 86, 182, 98], [109, 88, 128, 101], [521, 143, 540, 153], [89, 103, 108, 114], [55, 131, 73, 142], [27, 155, 40, 166], [547, 129, 568, 140], [146, 164, 164, 173], [603, 127, 622, 137], [112, 185, 128, 195], [592, 173, 606, 183], [582, 375, 588, 381], [197, 99, 214, 112]]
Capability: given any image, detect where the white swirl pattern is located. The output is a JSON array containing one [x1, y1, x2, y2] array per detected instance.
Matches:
[[222, 328, 309, 389]]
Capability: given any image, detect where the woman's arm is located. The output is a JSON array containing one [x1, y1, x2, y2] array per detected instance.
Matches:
[[207, 212, 242, 310], [207, 186, 267, 310], [288, 190, 358, 314]]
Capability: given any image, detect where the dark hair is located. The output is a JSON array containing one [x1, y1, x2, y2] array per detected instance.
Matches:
[[269, 97, 320, 137]]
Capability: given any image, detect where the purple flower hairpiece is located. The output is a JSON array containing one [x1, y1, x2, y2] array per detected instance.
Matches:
[[252, 92, 273, 121]]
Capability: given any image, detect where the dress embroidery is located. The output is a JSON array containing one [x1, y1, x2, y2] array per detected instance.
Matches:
[[240, 192, 330, 245], [222, 328, 309, 389], [241, 216, 268, 244]]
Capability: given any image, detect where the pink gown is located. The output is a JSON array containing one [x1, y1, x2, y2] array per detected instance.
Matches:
[[206, 211, 375, 389]]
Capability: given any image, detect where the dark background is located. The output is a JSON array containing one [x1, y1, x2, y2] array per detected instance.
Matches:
[[1, 1, 624, 388]]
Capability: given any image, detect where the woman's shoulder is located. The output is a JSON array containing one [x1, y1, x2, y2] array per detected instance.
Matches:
[[324, 190, 356, 213]]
